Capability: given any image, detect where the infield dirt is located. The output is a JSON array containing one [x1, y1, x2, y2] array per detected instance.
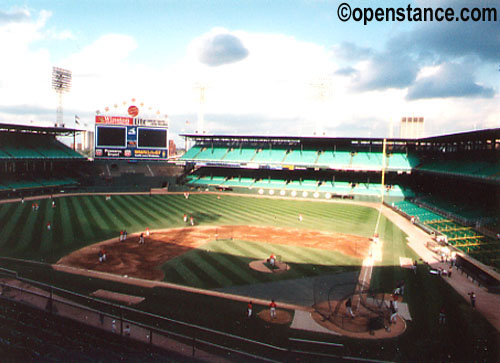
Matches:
[[56, 225, 371, 281]]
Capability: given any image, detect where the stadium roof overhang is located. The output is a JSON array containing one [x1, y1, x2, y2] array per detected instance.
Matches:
[[0, 122, 84, 136], [179, 133, 413, 146], [419, 128, 500, 143], [181, 128, 500, 149]]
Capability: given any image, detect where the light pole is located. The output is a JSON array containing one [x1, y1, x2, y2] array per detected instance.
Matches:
[[52, 67, 72, 127]]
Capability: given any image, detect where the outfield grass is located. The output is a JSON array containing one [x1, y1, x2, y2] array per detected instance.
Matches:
[[0, 193, 382, 262], [1, 193, 386, 292]]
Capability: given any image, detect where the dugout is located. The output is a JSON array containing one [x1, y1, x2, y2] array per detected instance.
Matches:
[[456, 255, 500, 293]]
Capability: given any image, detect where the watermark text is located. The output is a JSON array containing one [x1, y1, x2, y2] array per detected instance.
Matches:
[[337, 3, 497, 25]]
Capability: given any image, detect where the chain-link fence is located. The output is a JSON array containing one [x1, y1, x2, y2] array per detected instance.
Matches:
[[313, 271, 389, 333]]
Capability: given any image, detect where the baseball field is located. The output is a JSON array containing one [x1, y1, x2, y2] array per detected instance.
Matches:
[[0, 192, 498, 361], [0, 193, 405, 293]]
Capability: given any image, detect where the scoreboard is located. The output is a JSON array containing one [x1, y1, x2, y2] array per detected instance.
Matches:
[[94, 115, 168, 160]]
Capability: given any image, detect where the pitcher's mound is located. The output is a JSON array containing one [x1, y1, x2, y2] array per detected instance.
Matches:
[[258, 309, 292, 324], [249, 260, 290, 273]]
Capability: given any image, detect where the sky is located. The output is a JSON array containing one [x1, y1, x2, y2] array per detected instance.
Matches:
[[0, 0, 499, 143]]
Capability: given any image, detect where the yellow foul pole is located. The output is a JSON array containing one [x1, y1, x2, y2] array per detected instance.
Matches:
[[380, 138, 387, 204]]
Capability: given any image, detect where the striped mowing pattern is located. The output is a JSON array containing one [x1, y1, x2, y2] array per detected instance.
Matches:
[[0, 194, 400, 288], [161, 239, 359, 289]]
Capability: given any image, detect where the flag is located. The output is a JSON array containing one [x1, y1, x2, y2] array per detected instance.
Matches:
[[75, 115, 81, 125]]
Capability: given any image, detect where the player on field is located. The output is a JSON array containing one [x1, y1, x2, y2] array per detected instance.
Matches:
[[268, 254, 276, 268], [269, 300, 277, 319], [345, 297, 355, 318]]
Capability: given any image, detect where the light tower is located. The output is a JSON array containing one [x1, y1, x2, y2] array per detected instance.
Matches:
[[52, 67, 72, 127], [194, 82, 208, 134], [309, 77, 333, 136]]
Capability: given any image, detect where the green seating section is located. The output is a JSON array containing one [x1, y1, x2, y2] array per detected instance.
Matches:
[[393, 200, 499, 267], [252, 147, 288, 163], [0, 148, 13, 158], [182, 143, 418, 171], [195, 146, 229, 161], [0, 132, 84, 160], [283, 149, 319, 165], [181, 145, 203, 159], [386, 153, 415, 170], [317, 181, 351, 193], [253, 179, 288, 189], [418, 197, 488, 223], [316, 150, 353, 168], [187, 174, 411, 199], [0, 178, 78, 191], [352, 152, 381, 170], [0, 136, 44, 158], [225, 177, 255, 187], [418, 159, 500, 181], [224, 147, 258, 162], [39, 137, 83, 159], [394, 200, 445, 223], [284, 180, 317, 191]]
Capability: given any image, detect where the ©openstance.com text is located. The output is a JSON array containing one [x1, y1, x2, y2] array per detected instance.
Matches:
[[337, 3, 497, 25]]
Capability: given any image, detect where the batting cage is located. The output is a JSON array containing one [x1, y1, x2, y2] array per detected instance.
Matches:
[[313, 271, 390, 333]]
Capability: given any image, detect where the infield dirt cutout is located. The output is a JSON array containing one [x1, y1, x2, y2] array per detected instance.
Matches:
[[56, 225, 371, 281]]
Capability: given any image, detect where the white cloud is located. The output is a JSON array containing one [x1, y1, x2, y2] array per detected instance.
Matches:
[[194, 28, 249, 67], [1, 17, 499, 138], [0, 9, 53, 122]]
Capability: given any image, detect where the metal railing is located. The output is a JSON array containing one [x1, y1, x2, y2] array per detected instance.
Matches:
[[0, 265, 365, 362], [0, 267, 278, 361]]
